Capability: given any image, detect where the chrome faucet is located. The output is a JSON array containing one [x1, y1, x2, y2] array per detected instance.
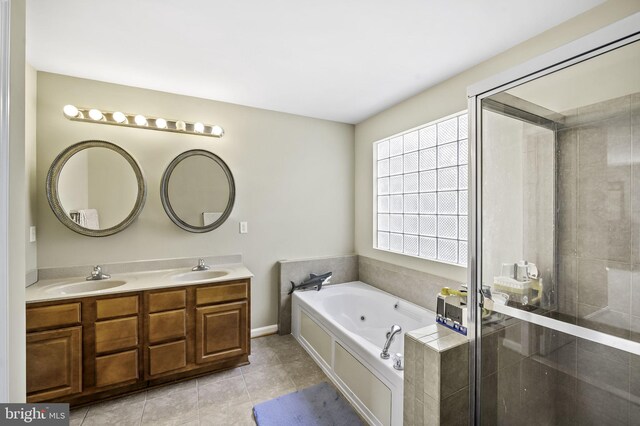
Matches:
[[380, 324, 402, 359], [192, 259, 210, 271], [86, 265, 110, 281]]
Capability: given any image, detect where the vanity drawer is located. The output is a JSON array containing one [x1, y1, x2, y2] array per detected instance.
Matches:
[[27, 303, 81, 331], [96, 295, 139, 319], [95, 349, 139, 387], [148, 310, 186, 344], [196, 281, 248, 305], [149, 340, 187, 376], [95, 317, 138, 354], [148, 289, 186, 313]]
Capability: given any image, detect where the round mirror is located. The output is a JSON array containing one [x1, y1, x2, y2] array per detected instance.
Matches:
[[161, 150, 235, 233], [46, 140, 147, 237]]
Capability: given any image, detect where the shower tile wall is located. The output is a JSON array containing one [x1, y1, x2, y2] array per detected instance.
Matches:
[[553, 93, 640, 424], [483, 94, 640, 426]]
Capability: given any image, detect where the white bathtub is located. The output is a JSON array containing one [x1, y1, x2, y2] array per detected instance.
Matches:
[[291, 281, 435, 426]]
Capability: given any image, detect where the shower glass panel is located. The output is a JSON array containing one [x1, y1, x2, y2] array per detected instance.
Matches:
[[475, 38, 640, 425]]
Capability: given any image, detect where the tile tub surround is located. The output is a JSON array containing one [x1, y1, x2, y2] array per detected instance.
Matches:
[[37, 254, 243, 281], [359, 256, 460, 313], [403, 324, 469, 426], [278, 254, 358, 335], [549, 93, 640, 424], [69, 334, 331, 426]]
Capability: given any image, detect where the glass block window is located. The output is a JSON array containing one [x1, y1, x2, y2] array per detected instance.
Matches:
[[374, 111, 468, 266]]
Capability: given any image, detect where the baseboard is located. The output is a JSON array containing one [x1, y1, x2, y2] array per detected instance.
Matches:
[[251, 324, 278, 338]]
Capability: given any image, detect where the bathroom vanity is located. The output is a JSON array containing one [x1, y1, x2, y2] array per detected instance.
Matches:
[[25, 264, 252, 406]]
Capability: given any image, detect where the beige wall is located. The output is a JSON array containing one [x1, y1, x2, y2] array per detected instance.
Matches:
[[36, 72, 355, 329], [9, 0, 26, 403], [354, 0, 640, 283], [26, 63, 37, 281]]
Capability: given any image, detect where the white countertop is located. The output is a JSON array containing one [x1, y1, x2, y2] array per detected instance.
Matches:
[[26, 263, 253, 304]]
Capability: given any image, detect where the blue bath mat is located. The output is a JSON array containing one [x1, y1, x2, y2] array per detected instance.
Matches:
[[253, 382, 364, 426]]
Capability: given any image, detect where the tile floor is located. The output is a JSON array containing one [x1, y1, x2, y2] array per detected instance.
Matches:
[[70, 334, 329, 426]]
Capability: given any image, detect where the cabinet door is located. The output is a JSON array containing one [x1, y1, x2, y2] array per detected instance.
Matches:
[[195, 301, 248, 364], [27, 326, 82, 402]]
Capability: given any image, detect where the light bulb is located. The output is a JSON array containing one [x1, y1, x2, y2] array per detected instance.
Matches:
[[63, 104, 79, 118], [194, 122, 205, 133], [112, 111, 127, 123], [134, 115, 148, 126], [155, 118, 167, 129], [211, 125, 224, 137], [88, 109, 104, 121], [175, 120, 186, 131]]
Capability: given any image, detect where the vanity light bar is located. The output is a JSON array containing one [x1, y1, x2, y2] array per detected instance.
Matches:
[[62, 105, 225, 138]]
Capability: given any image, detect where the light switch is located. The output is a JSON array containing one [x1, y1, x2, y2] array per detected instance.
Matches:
[[29, 226, 36, 242], [239, 221, 248, 234]]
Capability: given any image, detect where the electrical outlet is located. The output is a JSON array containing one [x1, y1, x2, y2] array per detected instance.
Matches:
[[239, 221, 248, 234], [29, 226, 36, 242]]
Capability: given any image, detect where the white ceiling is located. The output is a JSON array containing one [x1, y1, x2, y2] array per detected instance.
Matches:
[[27, 0, 603, 124]]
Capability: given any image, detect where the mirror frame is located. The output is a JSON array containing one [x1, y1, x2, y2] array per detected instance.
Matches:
[[46, 140, 147, 237], [160, 149, 235, 233]]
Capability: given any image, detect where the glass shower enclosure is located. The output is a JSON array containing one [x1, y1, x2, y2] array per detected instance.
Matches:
[[468, 15, 640, 425]]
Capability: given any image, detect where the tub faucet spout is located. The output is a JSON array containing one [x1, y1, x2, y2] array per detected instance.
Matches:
[[380, 324, 402, 359]]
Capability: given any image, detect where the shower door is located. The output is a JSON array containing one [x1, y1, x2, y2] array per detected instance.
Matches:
[[469, 15, 640, 425]]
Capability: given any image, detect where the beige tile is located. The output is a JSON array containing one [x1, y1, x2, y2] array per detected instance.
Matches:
[[198, 376, 250, 409], [69, 406, 88, 424], [480, 373, 498, 425], [422, 394, 438, 426], [577, 304, 630, 340], [142, 386, 199, 426], [576, 378, 630, 425], [143, 412, 199, 426], [199, 401, 255, 426], [576, 116, 632, 263], [84, 401, 145, 426], [85, 392, 146, 415], [291, 371, 328, 390], [243, 364, 296, 404], [497, 322, 525, 370], [440, 341, 468, 399], [240, 346, 281, 374], [147, 379, 197, 401], [440, 386, 469, 426], [69, 408, 87, 426], [196, 368, 242, 388], [481, 330, 498, 378], [423, 345, 440, 401], [577, 346, 629, 394], [577, 259, 631, 312], [496, 362, 521, 426], [403, 391, 415, 425], [247, 382, 297, 405], [577, 95, 631, 125], [633, 266, 640, 318], [558, 255, 578, 317], [413, 340, 425, 401], [425, 332, 466, 352], [630, 354, 640, 400], [271, 342, 310, 363], [556, 129, 577, 257], [285, 357, 326, 389]]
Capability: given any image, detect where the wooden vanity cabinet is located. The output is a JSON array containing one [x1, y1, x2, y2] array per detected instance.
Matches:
[[195, 281, 249, 365], [26, 278, 250, 406], [26, 303, 83, 402]]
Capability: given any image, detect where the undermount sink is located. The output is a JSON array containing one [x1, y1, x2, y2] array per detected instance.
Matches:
[[45, 280, 127, 295], [171, 269, 229, 283]]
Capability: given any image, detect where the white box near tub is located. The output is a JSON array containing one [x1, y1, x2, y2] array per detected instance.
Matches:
[[291, 281, 435, 426]]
